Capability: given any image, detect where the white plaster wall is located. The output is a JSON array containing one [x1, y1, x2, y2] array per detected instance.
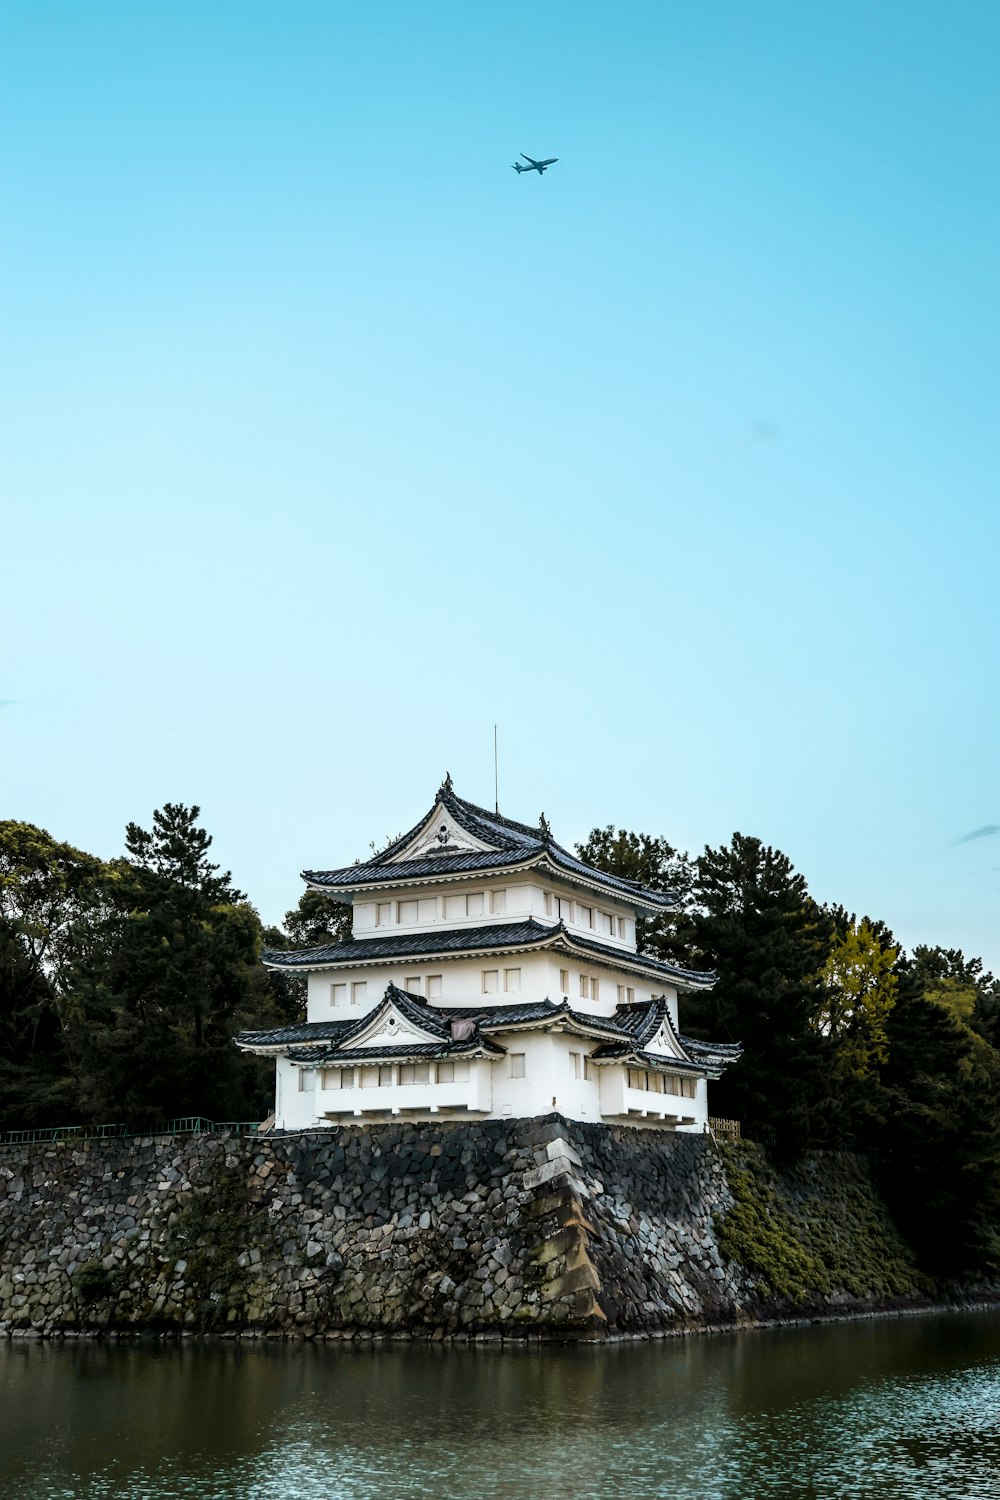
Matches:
[[273, 1042, 706, 1132], [346, 878, 639, 948], [304, 956, 687, 1026]]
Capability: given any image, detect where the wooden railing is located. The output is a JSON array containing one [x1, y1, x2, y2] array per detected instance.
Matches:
[[709, 1116, 741, 1140]]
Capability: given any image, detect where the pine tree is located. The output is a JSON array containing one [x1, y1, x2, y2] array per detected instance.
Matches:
[[683, 833, 838, 1153]]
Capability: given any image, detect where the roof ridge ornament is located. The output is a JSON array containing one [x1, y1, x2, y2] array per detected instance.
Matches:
[[438, 772, 454, 798], [538, 811, 552, 842]]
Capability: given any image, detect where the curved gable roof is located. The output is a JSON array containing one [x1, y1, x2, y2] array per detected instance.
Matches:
[[302, 784, 677, 914]]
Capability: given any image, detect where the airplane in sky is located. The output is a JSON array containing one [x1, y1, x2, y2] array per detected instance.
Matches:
[[511, 154, 558, 175]]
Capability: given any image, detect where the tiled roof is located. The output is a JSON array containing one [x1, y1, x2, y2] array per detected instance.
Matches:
[[237, 985, 741, 1081], [302, 786, 676, 912], [286, 1037, 506, 1065], [262, 917, 714, 989], [236, 1019, 356, 1048]]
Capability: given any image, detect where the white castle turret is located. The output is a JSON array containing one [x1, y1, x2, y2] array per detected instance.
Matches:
[[237, 780, 740, 1130]]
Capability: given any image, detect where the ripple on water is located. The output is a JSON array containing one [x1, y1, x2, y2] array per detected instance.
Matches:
[[3, 1317, 1000, 1500]]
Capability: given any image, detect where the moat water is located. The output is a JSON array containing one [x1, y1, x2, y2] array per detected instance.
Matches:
[[1, 1312, 999, 1499]]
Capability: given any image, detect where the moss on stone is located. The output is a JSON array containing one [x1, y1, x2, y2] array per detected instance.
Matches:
[[716, 1142, 930, 1307]]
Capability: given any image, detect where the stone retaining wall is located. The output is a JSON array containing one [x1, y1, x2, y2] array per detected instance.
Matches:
[[0, 1115, 930, 1339]]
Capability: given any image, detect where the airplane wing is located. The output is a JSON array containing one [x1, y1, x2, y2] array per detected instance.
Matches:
[[520, 155, 539, 166]]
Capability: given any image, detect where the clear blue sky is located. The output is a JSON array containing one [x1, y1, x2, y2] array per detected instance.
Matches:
[[3, 1, 998, 968]]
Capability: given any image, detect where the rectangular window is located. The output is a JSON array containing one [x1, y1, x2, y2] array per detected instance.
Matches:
[[627, 987, 635, 1004], [378, 1065, 394, 1086], [584, 1056, 595, 1082], [466, 892, 484, 917], [579, 905, 593, 929], [503, 968, 521, 993], [560, 969, 570, 993], [628, 1068, 646, 1090], [491, 888, 507, 914], [579, 974, 589, 1000], [405, 975, 422, 994], [331, 983, 347, 1007], [616, 984, 625, 1005], [426, 974, 443, 999], [412, 1062, 430, 1084], [591, 978, 600, 1002], [417, 897, 436, 923], [360, 1066, 378, 1088], [376, 902, 392, 927], [599, 911, 613, 936], [556, 896, 572, 923], [351, 980, 367, 1006], [544, 893, 554, 916], [398, 899, 418, 924], [650, 1073, 664, 1094], [682, 1077, 696, 1099], [322, 1068, 341, 1089], [444, 894, 465, 920], [297, 1068, 311, 1093], [569, 1051, 581, 1079], [340, 1067, 355, 1089], [399, 1063, 416, 1085], [510, 1053, 526, 1079], [664, 1075, 680, 1096], [436, 1061, 455, 1083], [482, 969, 499, 994]]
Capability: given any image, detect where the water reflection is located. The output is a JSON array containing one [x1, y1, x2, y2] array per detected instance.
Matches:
[[0, 1314, 999, 1499]]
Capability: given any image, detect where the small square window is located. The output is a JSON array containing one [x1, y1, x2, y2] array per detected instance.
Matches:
[[427, 974, 443, 999], [503, 968, 521, 993], [412, 1062, 430, 1084], [405, 975, 422, 994], [436, 1061, 455, 1083], [376, 902, 392, 927], [340, 1067, 355, 1089], [399, 1064, 416, 1085], [398, 899, 418, 924], [360, 1066, 378, 1088], [378, 1065, 393, 1086], [510, 1053, 526, 1079], [466, 892, 484, 917], [491, 888, 507, 914], [297, 1068, 312, 1093], [417, 897, 436, 922], [351, 980, 367, 1005], [444, 894, 465, 920], [331, 983, 347, 1007], [482, 969, 499, 994]]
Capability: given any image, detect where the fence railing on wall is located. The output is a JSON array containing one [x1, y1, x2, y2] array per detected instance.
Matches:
[[709, 1116, 741, 1141], [0, 1118, 261, 1147]]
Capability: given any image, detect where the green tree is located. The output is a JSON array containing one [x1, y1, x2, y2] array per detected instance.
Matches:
[[64, 805, 263, 1125], [0, 822, 114, 1128], [877, 946, 1000, 1276], [818, 910, 899, 1083], [575, 826, 694, 965], [683, 833, 838, 1153]]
